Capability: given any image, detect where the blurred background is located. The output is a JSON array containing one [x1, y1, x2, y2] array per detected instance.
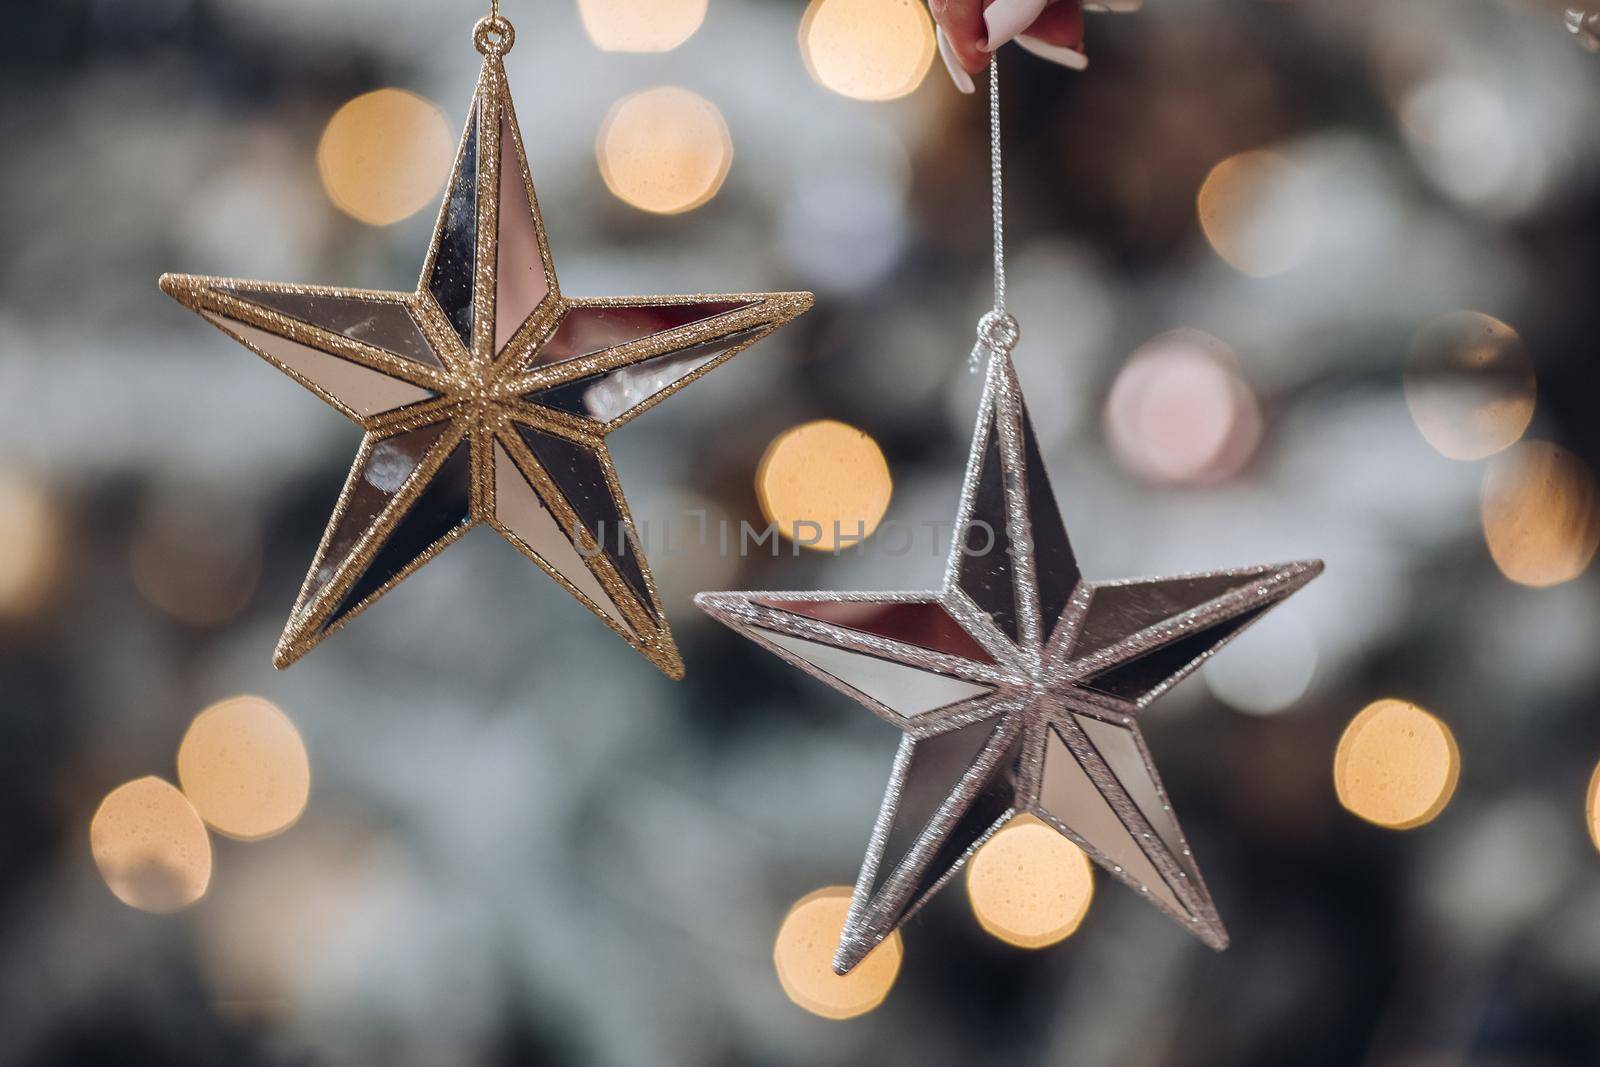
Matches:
[[4, 0, 1600, 1063]]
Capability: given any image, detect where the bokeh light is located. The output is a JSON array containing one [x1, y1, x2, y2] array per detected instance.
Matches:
[[1196, 149, 1314, 277], [178, 696, 310, 841], [90, 776, 213, 913], [130, 494, 262, 627], [317, 89, 455, 226], [578, 0, 707, 52], [757, 419, 892, 551], [1480, 440, 1600, 588], [773, 887, 901, 1018], [967, 814, 1093, 949], [1202, 609, 1318, 716], [1404, 311, 1535, 461], [1105, 329, 1262, 487], [1588, 759, 1600, 854], [1399, 74, 1533, 217], [1334, 699, 1459, 830], [0, 467, 62, 620], [799, 0, 936, 102], [596, 87, 732, 215]]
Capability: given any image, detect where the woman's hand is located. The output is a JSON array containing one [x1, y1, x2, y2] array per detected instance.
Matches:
[[931, 0, 1140, 92]]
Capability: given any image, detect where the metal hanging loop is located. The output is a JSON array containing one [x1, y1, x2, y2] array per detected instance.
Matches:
[[976, 308, 1020, 356], [474, 14, 515, 56]]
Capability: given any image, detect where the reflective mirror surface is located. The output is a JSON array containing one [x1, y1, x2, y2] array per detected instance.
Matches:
[[494, 112, 551, 352], [1072, 712, 1202, 885], [754, 628, 993, 718], [753, 598, 995, 665], [906, 731, 1019, 910], [1073, 571, 1271, 659], [527, 326, 762, 422], [1040, 725, 1186, 915], [871, 719, 1003, 896], [958, 412, 1018, 641], [515, 426, 654, 612], [200, 312, 435, 417], [224, 287, 442, 368], [1019, 403, 1077, 639], [492, 441, 634, 634], [300, 421, 453, 610], [429, 103, 479, 347], [528, 300, 751, 371], [1080, 606, 1268, 702], [328, 438, 472, 630]]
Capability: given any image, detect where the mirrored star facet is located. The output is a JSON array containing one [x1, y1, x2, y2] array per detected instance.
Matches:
[[697, 353, 1322, 971], [161, 49, 812, 677]]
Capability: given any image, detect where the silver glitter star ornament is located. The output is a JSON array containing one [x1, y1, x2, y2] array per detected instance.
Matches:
[[701, 59, 1322, 971], [158, 13, 812, 676], [698, 350, 1322, 971]]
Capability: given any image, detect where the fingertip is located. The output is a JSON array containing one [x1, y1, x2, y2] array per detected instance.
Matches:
[[1016, 34, 1088, 70], [927, 0, 990, 72], [981, 0, 1049, 53], [937, 26, 979, 93]]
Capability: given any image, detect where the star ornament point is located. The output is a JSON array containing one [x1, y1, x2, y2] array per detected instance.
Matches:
[[696, 354, 1322, 971], [160, 54, 811, 677]]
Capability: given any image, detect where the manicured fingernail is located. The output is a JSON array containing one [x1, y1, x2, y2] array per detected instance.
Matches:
[[937, 27, 976, 93], [1016, 34, 1088, 70], [981, 0, 1048, 52], [1084, 0, 1141, 11]]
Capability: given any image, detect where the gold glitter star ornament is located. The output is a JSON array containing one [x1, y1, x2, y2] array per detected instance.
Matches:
[[158, 14, 812, 678]]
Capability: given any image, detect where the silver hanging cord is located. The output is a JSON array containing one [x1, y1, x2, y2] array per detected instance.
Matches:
[[970, 58, 1020, 372]]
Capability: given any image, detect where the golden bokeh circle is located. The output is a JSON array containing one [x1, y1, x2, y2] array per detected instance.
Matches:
[[1480, 440, 1600, 587], [1196, 149, 1310, 278], [967, 815, 1094, 949], [317, 89, 455, 226], [800, 0, 936, 102], [773, 886, 901, 1019], [0, 468, 62, 620], [90, 776, 213, 913], [1404, 311, 1535, 461], [1587, 760, 1600, 855], [178, 696, 310, 842], [596, 87, 733, 215], [1334, 699, 1460, 830], [757, 419, 893, 551], [578, 0, 707, 52]]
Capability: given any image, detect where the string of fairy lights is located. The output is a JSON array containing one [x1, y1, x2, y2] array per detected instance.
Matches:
[[42, 0, 1600, 1024]]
